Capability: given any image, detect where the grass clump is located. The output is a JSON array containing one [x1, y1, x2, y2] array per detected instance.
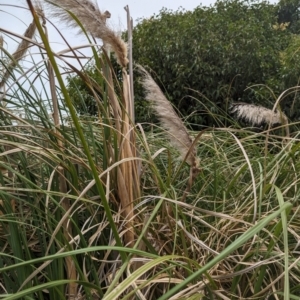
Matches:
[[0, 1, 299, 299]]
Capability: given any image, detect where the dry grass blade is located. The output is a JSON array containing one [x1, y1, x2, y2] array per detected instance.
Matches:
[[230, 102, 288, 127], [46, 0, 128, 67]]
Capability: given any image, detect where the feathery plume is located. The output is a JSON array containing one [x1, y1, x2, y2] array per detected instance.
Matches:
[[0, 19, 37, 89], [230, 102, 288, 127], [11, 23, 36, 62], [45, 0, 128, 67], [139, 66, 199, 168]]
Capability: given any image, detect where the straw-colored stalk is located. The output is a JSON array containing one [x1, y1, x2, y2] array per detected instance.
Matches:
[[102, 68, 139, 248], [124, 6, 134, 121], [45, 0, 139, 248], [119, 70, 139, 247], [101, 56, 139, 248], [139, 66, 200, 200]]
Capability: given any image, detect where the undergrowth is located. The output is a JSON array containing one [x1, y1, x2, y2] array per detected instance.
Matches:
[[0, 1, 298, 299]]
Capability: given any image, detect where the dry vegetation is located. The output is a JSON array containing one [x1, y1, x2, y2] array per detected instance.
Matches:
[[0, 1, 299, 299]]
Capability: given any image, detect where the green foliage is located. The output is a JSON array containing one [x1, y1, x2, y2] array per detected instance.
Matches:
[[67, 0, 300, 127], [277, 0, 300, 33], [66, 64, 102, 116], [279, 35, 300, 118], [66, 57, 158, 126], [132, 0, 291, 127]]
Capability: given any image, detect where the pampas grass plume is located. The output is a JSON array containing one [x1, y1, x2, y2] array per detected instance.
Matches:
[[0, 23, 36, 88], [139, 66, 199, 168], [0, 9, 40, 88], [230, 102, 288, 127], [46, 0, 128, 67]]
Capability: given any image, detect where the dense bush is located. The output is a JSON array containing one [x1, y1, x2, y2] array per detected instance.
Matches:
[[277, 0, 300, 33], [132, 0, 292, 127], [67, 0, 300, 127]]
